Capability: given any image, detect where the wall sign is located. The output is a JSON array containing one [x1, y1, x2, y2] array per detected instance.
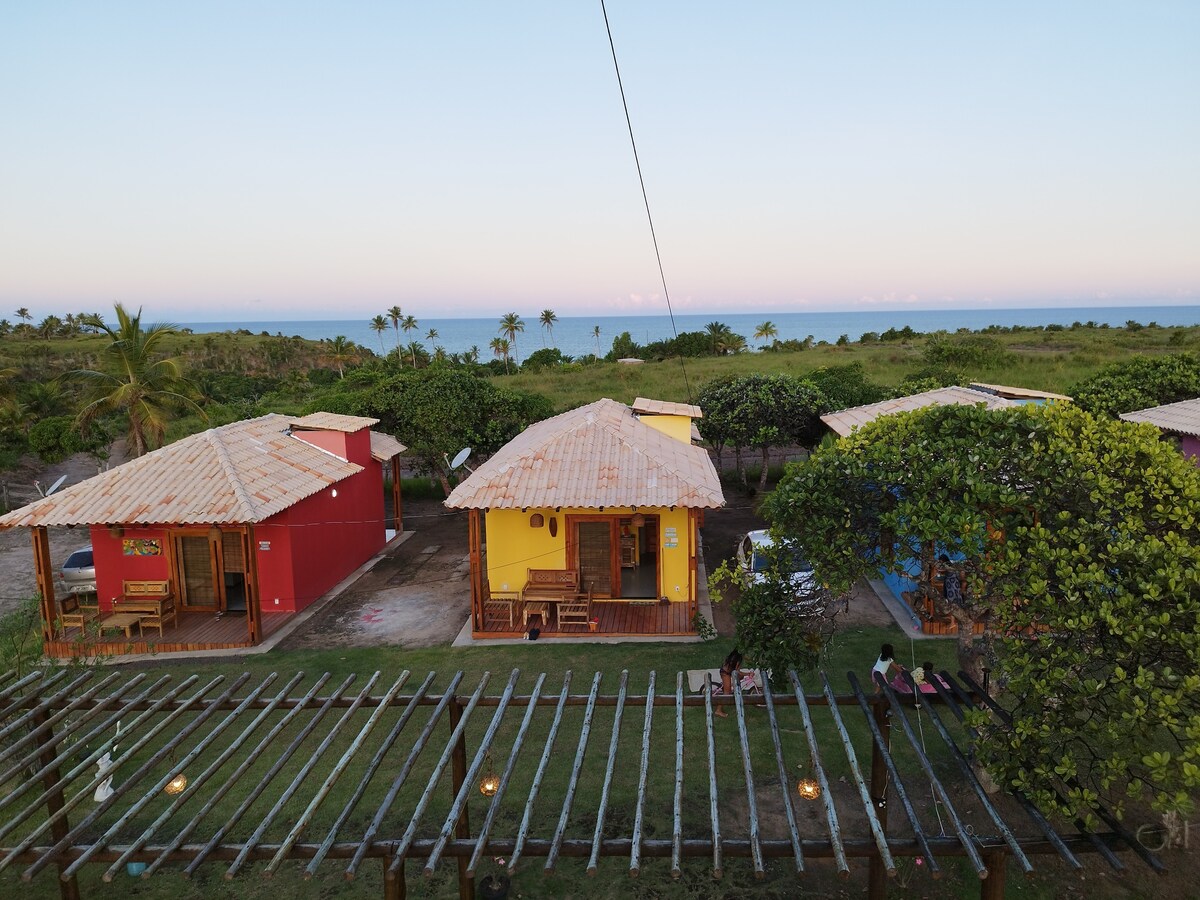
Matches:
[[122, 538, 162, 556], [259, 541, 271, 551]]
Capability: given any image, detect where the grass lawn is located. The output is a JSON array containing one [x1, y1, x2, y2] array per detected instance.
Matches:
[[3, 624, 1165, 900]]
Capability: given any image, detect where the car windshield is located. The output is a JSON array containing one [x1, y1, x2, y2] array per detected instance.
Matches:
[[64, 550, 93, 568], [751, 545, 812, 575]]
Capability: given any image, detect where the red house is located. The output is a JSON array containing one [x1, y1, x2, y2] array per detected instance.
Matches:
[[0, 412, 405, 657]]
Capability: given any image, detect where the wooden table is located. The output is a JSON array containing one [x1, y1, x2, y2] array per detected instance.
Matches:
[[99, 613, 143, 638], [522, 600, 550, 628]]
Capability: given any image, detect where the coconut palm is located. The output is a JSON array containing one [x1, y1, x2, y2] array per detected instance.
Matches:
[[386, 305, 403, 352], [15, 308, 30, 323], [467, 345, 481, 364], [498, 312, 525, 366], [539, 309, 557, 347], [754, 321, 778, 346], [490, 337, 511, 374], [425, 328, 439, 344], [704, 321, 734, 355], [369, 315, 389, 355], [324, 335, 354, 378], [67, 303, 204, 457], [592, 325, 602, 358], [400, 315, 419, 366]]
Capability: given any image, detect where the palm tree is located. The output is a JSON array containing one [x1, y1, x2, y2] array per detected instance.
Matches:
[[425, 328, 439, 344], [592, 325, 602, 358], [704, 321, 734, 355], [369, 315, 389, 355], [386, 305, 403, 352], [67, 303, 204, 457], [754, 321, 778, 347], [400, 315, 419, 366], [324, 335, 354, 378], [498, 313, 525, 366], [490, 337, 511, 374], [467, 345, 481, 364], [539, 309, 557, 347], [15, 308, 30, 323]]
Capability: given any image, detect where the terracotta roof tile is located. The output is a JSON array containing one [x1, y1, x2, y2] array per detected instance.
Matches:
[[632, 397, 703, 419], [969, 382, 1072, 402], [821, 386, 1018, 437], [290, 412, 379, 432], [369, 431, 407, 461], [1121, 397, 1200, 438], [0, 414, 362, 528], [444, 398, 723, 510]]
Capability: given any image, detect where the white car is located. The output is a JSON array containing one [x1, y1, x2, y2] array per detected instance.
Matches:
[[736, 530, 817, 598]]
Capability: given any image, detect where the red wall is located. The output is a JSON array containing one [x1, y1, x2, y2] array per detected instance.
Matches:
[[255, 428, 385, 613], [85, 427, 387, 617], [90, 525, 171, 613]]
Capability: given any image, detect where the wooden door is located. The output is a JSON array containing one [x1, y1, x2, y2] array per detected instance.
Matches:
[[576, 521, 613, 597], [176, 534, 219, 610]]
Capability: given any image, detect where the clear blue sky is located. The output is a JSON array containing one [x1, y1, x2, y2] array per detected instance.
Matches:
[[2, 2, 1197, 321]]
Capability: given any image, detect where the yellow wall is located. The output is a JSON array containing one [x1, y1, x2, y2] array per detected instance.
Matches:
[[639, 414, 693, 444], [484, 505, 696, 601]]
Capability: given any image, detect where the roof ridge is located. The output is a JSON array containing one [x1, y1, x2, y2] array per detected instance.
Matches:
[[205, 429, 260, 521], [597, 404, 724, 504]]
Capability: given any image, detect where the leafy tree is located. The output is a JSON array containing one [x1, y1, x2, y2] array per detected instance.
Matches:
[[67, 303, 204, 456], [605, 331, 640, 362], [709, 538, 840, 678], [539, 309, 557, 347], [802, 363, 888, 411], [766, 401, 1200, 821], [697, 374, 826, 489], [522, 348, 568, 371], [326, 369, 552, 493], [1070, 353, 1200, 417], [369, 315, 389, 355], [498, 312, 525, 366], [896, 365, 964, 393], [28, 415, 109, 463], [922, 334, 1015, 370]]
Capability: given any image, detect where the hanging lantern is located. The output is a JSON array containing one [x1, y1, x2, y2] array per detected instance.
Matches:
[[796, 777, 821, 801], [479, 753, 500, 796], [529, 513, 544, 528], [164, 772, 188, 796]]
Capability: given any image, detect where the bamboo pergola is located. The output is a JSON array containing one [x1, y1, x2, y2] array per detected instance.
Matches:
[[0, 667, 1163, 899]]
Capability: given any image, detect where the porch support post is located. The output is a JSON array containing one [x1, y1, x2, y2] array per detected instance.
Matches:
[[384, 857, 406, 900], [33, 707, 81, 900], [867, 696, 891, 900], [244, 525, 263, 644], [687, 509, 699, 619], [468, 510, 483, 631], [390, 457, 404, 534], [32, 526, 57, 643]]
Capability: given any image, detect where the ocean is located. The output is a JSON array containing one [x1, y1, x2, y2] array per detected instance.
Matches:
[[185, 304, 1200, 362]]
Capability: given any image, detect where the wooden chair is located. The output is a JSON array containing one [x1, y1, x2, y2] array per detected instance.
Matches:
[[484, 589, 522, 629], [557, 594, 593, 627], [59, 592, 100, 633]]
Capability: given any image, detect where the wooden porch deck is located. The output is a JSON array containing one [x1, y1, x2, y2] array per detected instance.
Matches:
[[474, 598, 695, 639], [45, 609, 292, 658]]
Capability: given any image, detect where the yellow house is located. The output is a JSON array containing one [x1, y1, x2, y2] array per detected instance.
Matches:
[[445, 397, 724, 637]]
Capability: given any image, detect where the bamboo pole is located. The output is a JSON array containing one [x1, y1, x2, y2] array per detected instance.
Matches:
[[732, 673, 764, 877], [789, 670, 848, 877], [629, 670, 656, 877], [545, 671, 602, 872], [703, 666, 721, 879], [761, 671, 804, 873], [588, 669, 630, 874], [30, 707, 79, 900], [508, 671, 572, 874], [670, 671, 684, 878]]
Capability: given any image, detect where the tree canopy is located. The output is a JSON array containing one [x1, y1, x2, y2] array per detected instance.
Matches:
[[1070, 352, 1200, 417], [323, 369, 553, 491], [766, 401, 1200, 820]]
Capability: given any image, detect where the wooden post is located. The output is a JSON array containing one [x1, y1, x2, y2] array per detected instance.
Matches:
[[687, 509, 698, 619], [244, 526, 263, 644], [384, 857, 406, 900], [448, 696, 474, 900], [867, 696, 891, 900], [468, 510, 483, 631], [33, 708, 81, 900], [32, 526, 58, 643], [980, 851, 1007, 900], [390, 458, 404, 534]]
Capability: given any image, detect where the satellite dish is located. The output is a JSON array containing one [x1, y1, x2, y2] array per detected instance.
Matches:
[[450, 448, 472, 470], [45, 474, 68, 496]]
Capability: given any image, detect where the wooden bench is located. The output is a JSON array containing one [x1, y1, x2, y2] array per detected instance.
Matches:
[[115, 579, 176, 637], [522, 569, 592, 627]]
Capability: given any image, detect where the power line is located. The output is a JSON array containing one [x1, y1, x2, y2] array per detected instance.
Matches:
[[599, 0, 693, 405]]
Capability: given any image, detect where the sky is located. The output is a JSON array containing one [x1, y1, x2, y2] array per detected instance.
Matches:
[[1, 2, 1198, 322]]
